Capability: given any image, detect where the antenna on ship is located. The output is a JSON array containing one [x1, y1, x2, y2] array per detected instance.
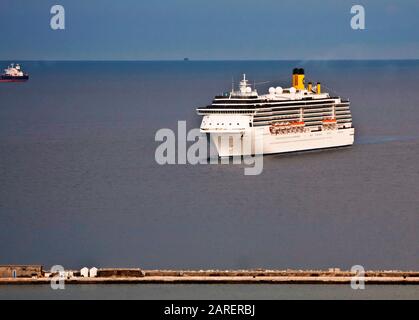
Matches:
[[239, 73, 248, 93]]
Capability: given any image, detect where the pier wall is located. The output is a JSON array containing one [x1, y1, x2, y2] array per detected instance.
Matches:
[[1, 267, 419, 284], [0, 265, 43, 278]]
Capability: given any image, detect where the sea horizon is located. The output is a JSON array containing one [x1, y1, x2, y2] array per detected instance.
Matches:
[[2, 58, 419, 62]]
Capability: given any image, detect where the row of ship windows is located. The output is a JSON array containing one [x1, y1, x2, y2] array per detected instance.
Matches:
[[207, 122, 241, 126], [199, 111, 254, 114], [199, 106, 349, 114], [256, 107, 351, 114], [255, 112, 351, 116], [254, 118, 352, 123], [204, 122, 254, 127], [254, 115, 352, 121]]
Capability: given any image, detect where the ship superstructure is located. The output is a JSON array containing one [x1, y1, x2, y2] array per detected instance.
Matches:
[[196, 68, 354, 157]]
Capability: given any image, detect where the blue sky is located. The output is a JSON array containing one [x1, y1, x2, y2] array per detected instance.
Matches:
[[0, 0, 418, 60]]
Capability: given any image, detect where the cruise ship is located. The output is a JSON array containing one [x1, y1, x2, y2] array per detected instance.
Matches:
[[196, 68, 354, 157]]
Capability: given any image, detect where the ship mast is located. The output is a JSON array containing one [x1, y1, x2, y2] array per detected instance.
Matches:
[[239, 74, 247, 93]]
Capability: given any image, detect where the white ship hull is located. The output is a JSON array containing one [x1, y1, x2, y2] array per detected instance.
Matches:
[[210, 127, 355, 157]]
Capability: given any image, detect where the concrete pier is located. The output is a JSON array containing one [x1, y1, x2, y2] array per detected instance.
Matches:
[[1, 268, 419, 285]]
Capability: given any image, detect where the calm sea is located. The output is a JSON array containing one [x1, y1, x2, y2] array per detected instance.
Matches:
[[0, 61, 419, 298], [1, 284, 419, 300]]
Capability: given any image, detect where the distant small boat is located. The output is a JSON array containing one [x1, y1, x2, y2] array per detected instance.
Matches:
[[0, 63, 29, 82]]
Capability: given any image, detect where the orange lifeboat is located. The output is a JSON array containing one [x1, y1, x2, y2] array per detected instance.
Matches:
[[290, 120, 305, 126], [269, 120, 306, 135], [322, 118, 337, 124], [322, 117, 337, 130]]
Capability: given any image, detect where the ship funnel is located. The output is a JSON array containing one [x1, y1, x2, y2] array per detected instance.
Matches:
[[292, 68, 305, 90], [316, 82, 321, 94]]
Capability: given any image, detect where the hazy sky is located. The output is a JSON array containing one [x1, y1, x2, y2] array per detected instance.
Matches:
[[1, 0, 418, 60]]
